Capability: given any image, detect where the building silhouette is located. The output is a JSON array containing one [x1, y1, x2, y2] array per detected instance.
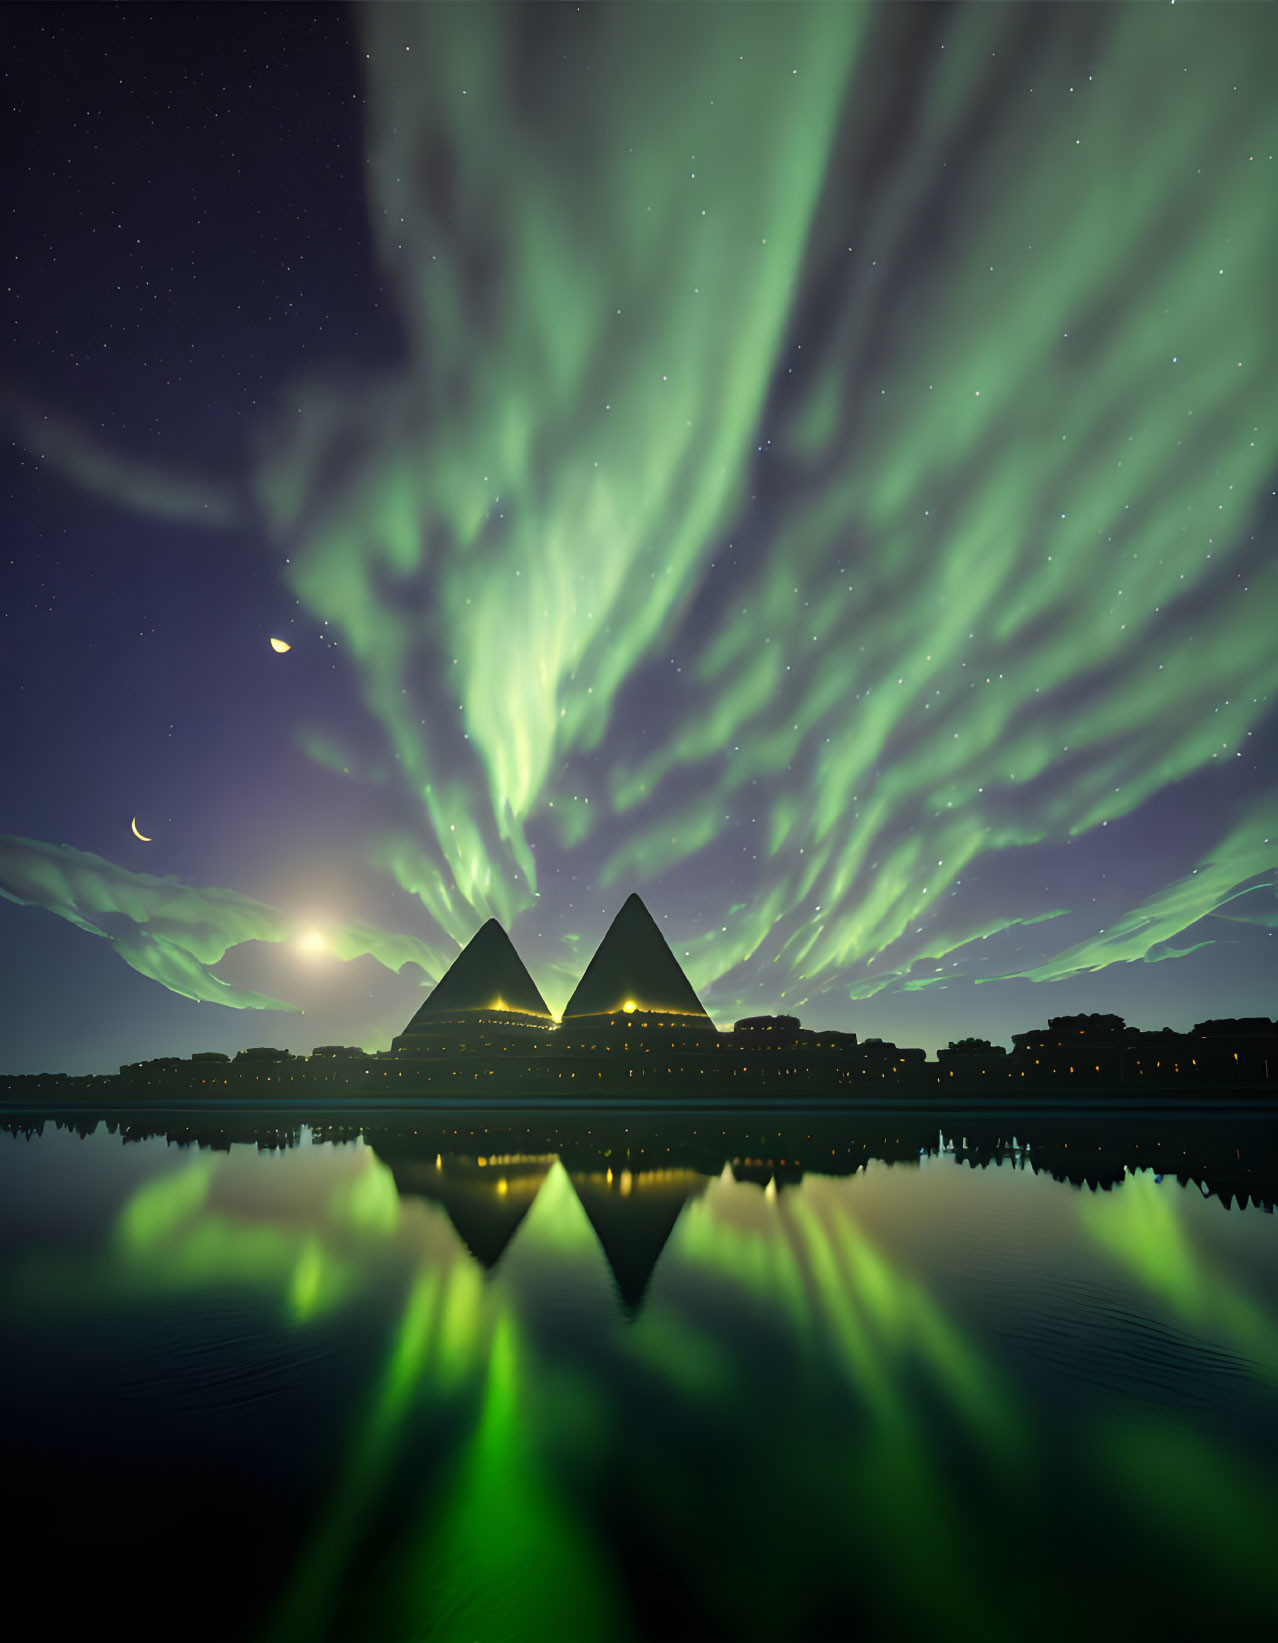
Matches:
[[1, 895, 1274, 1103]]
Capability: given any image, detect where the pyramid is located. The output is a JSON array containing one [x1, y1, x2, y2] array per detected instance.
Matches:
[[401, 918, 550, 1032], [572, 1169, 709, 1313], [562, 893, 710, 1021], [384, 1159, 550, 1269]]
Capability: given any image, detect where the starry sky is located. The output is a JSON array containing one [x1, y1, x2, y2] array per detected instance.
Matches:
[[3, 2, 1275, 1076]]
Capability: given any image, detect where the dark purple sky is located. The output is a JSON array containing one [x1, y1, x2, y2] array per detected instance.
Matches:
[[3, 3, 1275, 1073]]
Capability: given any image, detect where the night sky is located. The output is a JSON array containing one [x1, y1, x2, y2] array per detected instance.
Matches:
[[3, 2, 1275, 1076]]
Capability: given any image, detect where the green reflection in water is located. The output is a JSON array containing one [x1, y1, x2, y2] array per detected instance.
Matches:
[[386, 1312, 628, 1643], [625, 1308, 735, 1404], [823, 1198, 1014, 1457], [286, 1235, 327, 1323], [648, 1169, 1026, 1639], [24, 1133, 1276, 1641], [110, 1147, 412, 1323], [270, 1261, 489, 1643], [504, 1157, 612, 1268], [1079, 1168, 1278, 1381], [1097, 1415, 1278, 1623], [273, 1160, 620, 1642], [671, 1169, 811, 1337], [328, 1155, 401, 1238], [116, 1155, 347, 1314], [115, 1153, 215, 1245], [667, 1170, 1017, 1454]]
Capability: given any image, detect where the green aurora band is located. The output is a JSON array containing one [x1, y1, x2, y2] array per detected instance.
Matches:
[[0, 835, 446, 1010], [11, 2, 1276, 1023], [261, 3, 1278, 1009]]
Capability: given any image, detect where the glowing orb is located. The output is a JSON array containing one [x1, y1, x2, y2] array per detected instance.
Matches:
[[130, 817, 152, 842], [269, 637, 291, 654], [622, 1000, 637, 1013], [296, 930, 328, 955]]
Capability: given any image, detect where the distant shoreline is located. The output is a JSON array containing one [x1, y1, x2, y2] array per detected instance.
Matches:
[[3, 1091, 1276, 1120], [7, 1095, 1275, 1216]]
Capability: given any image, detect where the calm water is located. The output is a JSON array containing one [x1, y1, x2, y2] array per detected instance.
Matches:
[[2, 1110, 1277, 1642]]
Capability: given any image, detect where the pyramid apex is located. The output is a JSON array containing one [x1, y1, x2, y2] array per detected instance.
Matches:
[[400, 917, 550, 1030], [562, 894, 709, 1022]]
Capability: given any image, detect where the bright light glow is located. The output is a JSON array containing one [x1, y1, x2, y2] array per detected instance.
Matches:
[[622, 1000, 637, 1014], [297, 930, 328, 955], [269, 636, 291, 653]]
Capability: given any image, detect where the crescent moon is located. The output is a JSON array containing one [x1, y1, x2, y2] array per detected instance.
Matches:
[[131, 817, 152, 842]]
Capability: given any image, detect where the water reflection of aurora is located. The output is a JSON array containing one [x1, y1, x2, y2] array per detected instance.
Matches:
[[9, 1132, 1269, 1642]]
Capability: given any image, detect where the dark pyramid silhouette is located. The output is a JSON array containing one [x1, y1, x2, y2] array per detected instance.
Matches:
[[401, 918, 550, 1030], [381, 1155, 550, 1270], [572, 1170, 710, 1313], [425, 1178, 542, 1271], [562, 893, 710, 1020]]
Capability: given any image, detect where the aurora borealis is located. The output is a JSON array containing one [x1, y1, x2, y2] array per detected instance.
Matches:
[[3, 2, 1275, 1072]]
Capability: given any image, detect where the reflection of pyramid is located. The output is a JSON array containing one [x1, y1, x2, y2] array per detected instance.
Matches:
[[562, 893, 710, 1021], [401, 919, 550, 1031], [382, 1156, 550, 1269], [366, 1141, 709, 1314], [572, 1171, 708, 1312]]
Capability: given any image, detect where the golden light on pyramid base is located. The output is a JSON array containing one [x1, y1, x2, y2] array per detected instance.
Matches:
[[562, 1000, 708, 1020], [397, 892, 715, 1044]]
